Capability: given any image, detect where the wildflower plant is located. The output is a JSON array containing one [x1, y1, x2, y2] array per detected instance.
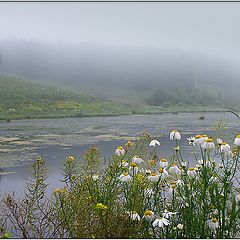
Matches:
[[1, 130, 240, 238]]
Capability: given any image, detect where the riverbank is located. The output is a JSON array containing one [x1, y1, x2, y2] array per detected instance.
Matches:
[[0, 106, 233, 121]]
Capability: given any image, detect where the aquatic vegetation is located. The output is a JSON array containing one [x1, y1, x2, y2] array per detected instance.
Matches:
[[0, 130, 240, 239]]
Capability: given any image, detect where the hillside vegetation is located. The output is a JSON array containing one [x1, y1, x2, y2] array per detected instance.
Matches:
[[0, 74, 162, 120], [145, 82, 240, 111], [0, 74, 238, 121]]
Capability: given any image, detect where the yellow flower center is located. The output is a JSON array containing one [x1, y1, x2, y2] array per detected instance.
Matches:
[[159, 168, 164, 173], [195, 135, 202, 139], [236, 135, 240, 138], [130, 163, 137, 167], [212, 218, 218, 223], [125, 141, 134, 147], [202, 134, 208, 137], [150, 172, 157, 176], [122, 172, 129, 176], [67, 155, 75, 162], [170, 183, 177, 189], [160, 158, 167, 162], [90, 147, 97, 152], [205, 138, 213, 143], [144, 210, 153, 216], [171, 164, 177, 167], [117, 146, 123, 150], [188, 168, 195, 171]]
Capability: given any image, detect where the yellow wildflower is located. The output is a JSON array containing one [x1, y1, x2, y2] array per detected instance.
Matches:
[[66, 155, 75, 162], [96, 203, 108, 211]]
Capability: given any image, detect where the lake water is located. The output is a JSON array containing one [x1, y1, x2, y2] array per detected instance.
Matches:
[[0, 112, 239, 196]]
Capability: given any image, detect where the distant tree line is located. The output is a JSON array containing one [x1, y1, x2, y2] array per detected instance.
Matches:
[[145, 83, 227, 108]]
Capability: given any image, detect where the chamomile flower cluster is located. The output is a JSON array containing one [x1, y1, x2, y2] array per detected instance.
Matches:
[[42, 129, 240, 238], [127, 208, 178, 230]]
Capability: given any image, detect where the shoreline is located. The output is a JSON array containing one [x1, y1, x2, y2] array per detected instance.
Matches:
[[0, 109, 235, 122]]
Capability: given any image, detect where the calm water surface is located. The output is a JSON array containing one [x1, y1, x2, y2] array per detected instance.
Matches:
[[0, 112, 239, 195]]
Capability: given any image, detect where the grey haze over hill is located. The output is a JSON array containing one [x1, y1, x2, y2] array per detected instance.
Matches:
[[0, 40, 239, 94], [0, 3, 240, 61], [0, 3, 239, 101]]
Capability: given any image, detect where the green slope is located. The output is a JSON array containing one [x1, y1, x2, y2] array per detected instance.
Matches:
[[0, 74, 235, 121], [0, 74, 162, 120]]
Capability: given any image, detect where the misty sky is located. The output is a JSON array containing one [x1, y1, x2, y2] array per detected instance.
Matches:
[[0, 3, 240, 62]]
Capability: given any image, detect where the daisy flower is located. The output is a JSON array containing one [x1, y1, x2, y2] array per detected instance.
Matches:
[[152, 217, 170, 228]]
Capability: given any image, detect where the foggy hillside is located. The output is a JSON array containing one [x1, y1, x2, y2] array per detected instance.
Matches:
[[0, 39, 239, 101]]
